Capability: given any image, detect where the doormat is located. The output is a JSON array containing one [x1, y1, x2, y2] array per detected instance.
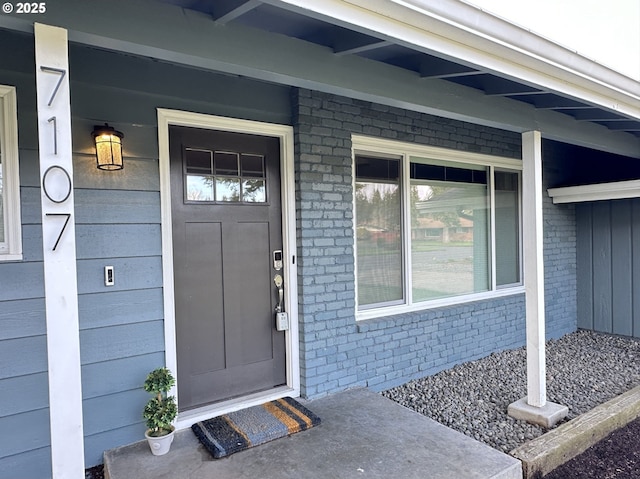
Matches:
[[191, 397, 321, 459]]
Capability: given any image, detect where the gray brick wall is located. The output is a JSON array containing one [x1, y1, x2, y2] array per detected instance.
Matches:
[[292, 88, 576, 398], [542, 144, 578, 338]]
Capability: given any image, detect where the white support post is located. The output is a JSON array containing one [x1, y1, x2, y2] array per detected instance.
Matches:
[[523, 130, 546, 408], [508, 131, 567, 427], [35, 23, 85, 478]]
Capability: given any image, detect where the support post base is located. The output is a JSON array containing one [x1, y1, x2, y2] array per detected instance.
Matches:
[[508, 397, 568, 428]]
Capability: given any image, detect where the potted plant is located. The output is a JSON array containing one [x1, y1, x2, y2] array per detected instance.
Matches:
[[143, 367, 178, 456]]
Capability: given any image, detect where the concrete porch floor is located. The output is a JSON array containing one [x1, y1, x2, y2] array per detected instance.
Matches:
[[104, 388, 522, 479]]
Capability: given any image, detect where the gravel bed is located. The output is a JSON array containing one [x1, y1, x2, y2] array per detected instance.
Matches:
[[382, 330, 640, 454]]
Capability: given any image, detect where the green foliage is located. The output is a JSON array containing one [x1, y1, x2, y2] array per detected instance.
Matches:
[[144, 367, 175, 395], [143, 368, 177, 436]]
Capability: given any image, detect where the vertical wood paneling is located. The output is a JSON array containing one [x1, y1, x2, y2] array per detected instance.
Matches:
[[576, 204, 593, 330], [633, 199, 640, 338], [592, 202, 612, 333], [611, 200, 633, 335], [577, 199, 640, 338]]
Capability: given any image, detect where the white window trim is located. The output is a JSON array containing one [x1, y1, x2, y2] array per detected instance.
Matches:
[[352, 135, 524, 321], [0, 85, 22, 261]]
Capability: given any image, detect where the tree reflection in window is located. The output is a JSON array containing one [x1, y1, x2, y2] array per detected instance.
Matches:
[[184, 149, 266, 203]]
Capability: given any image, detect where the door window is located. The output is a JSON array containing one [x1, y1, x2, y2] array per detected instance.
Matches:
[[184, 148, 266, 203]]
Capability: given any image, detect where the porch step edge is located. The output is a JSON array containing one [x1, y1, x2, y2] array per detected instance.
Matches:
[[103, 437, 148, 479]]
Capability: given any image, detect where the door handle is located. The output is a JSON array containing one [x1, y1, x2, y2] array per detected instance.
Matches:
[[273, 274, 289, 331], [274, 274, 284, 313]]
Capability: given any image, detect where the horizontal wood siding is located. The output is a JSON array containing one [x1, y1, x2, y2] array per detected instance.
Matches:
[[81, 352, 165, 400], [0, 373, 49, 417], [77, 257, 163, 294], [78, 289, 163, 329], [80, 321, 165, 365], [0, 27, 292, 474], [83, 390, 150, 437], [0, 336, 48, 378], [74, 224, 162, 260], [576, 199, 640, 338], [0, 408, 51, 458], [83, 424, 145, 469], [0, 298, 45, 340], [0, 43, 50, 477], [0, 446, 51, 479]]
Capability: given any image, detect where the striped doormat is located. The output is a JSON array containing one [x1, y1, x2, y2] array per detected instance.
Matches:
[[191, 397, 321, 459]]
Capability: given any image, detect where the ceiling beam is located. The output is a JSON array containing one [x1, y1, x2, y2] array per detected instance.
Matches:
[[425, 70, 484, 80], [334, 39, 391, 55], [329, 29, 391, 55], [487, 90, 548, 97], [215, 0, 262, 24], [539, 106, 593, 110], [418, 56, 482, 79], [600, 122, 640, 131], [522, 95, 592, 110], [483, 78, 546, 96], [571, 110, 629, 121]]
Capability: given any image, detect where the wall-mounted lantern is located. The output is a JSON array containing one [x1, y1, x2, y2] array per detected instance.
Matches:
[[92, 123, 124, 170]]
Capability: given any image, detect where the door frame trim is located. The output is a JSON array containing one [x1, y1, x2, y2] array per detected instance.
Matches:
[[157, 108, 299, 429]]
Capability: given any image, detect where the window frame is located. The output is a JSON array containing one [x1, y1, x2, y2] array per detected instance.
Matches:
[[0, 85, 22, 261], [353, 135, 523, 320]]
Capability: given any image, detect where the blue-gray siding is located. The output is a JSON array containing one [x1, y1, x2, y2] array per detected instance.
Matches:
[[69, 42, 291, 468], [0, 32, 51, 478], [0, 28, 292, 476], [576, 199, 640, 337]]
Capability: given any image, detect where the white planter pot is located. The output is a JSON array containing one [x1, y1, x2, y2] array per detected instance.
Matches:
[[145, 428, 175, 456]]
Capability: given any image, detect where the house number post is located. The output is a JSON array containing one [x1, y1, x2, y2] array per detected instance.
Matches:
[[34, 23, 85, 478]]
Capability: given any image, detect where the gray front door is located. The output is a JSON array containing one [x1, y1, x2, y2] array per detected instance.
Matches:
[[170, 125, 286, 411]]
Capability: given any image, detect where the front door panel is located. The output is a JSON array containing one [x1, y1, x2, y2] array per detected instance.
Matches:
[[170, 125, 286, 411]]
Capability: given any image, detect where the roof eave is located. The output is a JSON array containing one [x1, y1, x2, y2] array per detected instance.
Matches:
[[271, 0, 640, 120]]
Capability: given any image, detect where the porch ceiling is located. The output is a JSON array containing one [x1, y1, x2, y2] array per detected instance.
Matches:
[[157, 0, 640, 140]]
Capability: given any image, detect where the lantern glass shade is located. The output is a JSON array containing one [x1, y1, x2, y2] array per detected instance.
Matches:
[[92, 124, 124, 170]]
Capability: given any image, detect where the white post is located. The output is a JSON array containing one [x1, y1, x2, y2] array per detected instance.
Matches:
[[523, 130, 546, 407], [507, 131, 567, 427], [35, 23, 85, 478]]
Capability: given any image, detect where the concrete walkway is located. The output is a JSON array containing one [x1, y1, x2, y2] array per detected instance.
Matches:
[[104, 388, 522, 479]]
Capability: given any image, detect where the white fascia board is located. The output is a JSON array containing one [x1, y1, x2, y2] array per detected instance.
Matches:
[[1, 0, 638, 158], [548, 180, 640, 204], [272, 0, 640, 119]]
